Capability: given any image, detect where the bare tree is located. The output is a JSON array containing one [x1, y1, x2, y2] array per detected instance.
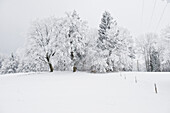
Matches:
[[26, 17, 64, 72], [136, 33, 163, 72]]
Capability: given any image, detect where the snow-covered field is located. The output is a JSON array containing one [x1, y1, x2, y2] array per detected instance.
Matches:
[[0, 72, 170, 113]]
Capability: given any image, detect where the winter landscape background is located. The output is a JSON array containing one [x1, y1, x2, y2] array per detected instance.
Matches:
[[0, 0, 170, 73], [0, 0, 170, 113]]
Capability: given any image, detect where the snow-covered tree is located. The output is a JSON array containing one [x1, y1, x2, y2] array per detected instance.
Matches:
[[53, 51, 72, 71], [161, 25, 170, 71], [136, 33, 163, 72], [161, 25, 170, 40], [79, 28, 99, 72], [0, 54, 5, 70], [98, 11, 118, 50], [26, 17, 64, 72], [1, 53, 19, 74], [96, 11, 119, 72], [2, 11, 160, 74], [18, 54, 48, 73], [62, 11, 88, 72], [150, 49, 161, 72], [114, 27, 135, 71]]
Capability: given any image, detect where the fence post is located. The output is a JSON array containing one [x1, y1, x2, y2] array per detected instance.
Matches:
[[154, 83, 158, 94], [135, 76, 137, 83]]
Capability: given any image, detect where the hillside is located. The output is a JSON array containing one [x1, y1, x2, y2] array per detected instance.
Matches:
[[0, 72, 170, 113]]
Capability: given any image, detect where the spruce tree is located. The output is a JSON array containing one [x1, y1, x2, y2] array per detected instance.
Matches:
[[150, 49, 161, 72], [98, 11, 114, 50], [97, 11, 119, 72]]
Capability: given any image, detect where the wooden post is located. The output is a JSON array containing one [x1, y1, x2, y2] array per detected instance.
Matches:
[[124, 75, 126, 79], [120, 72, 122, 77], [135, 76, 137, 83], [137, 60, 139, 71], [154, 83, 158, 94]]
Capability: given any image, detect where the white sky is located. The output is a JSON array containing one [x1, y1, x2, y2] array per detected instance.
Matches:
[[0, 0, 170, 55]]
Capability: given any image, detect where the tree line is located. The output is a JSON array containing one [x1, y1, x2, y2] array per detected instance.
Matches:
[[0, 11, 170, 74]]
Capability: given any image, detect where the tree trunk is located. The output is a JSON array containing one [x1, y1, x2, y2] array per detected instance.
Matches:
[[73, 66, 77, 72], [48, 62, 54, 72], [46, 53, 54, 72]]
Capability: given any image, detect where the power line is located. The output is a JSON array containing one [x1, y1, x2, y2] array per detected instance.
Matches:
[[141, 0, 145, 34], [148, 0, 157, 31], [155, 2, 168, 32]]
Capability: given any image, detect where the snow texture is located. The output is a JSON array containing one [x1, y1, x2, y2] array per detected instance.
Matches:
[[0, 72, 170, 113]]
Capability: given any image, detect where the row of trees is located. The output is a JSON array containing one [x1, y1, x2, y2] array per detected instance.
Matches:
[[136, 31, 170, 72], [0, 11, 170, 74]]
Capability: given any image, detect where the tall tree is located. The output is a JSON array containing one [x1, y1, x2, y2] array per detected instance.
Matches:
[[98, 11, 118, 50], [97, 11, 119, 72], [114, 27, 135, 71], [63, 11, 88, 72], [26, 17, 64, 72], [136, 33, 163, 72], [161, 25, 170, 71], [150, 49, 161, 72]]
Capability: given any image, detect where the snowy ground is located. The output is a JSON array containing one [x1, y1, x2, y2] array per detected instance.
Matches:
[[0, 72, 170, 113]]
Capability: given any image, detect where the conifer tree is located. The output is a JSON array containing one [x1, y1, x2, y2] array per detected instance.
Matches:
[[98, 11, 115, 50]]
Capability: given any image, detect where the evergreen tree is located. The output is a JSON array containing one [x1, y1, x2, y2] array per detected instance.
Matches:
[[150, 49, 161, 72], [97, 11, 119, 72], [98, 11, 116, 50]]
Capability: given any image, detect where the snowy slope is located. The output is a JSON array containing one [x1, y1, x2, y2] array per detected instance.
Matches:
[[0, 72, 170, 113]]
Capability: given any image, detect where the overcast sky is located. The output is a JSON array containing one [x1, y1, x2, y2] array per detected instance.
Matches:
[[0, 0, 170, 55]]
